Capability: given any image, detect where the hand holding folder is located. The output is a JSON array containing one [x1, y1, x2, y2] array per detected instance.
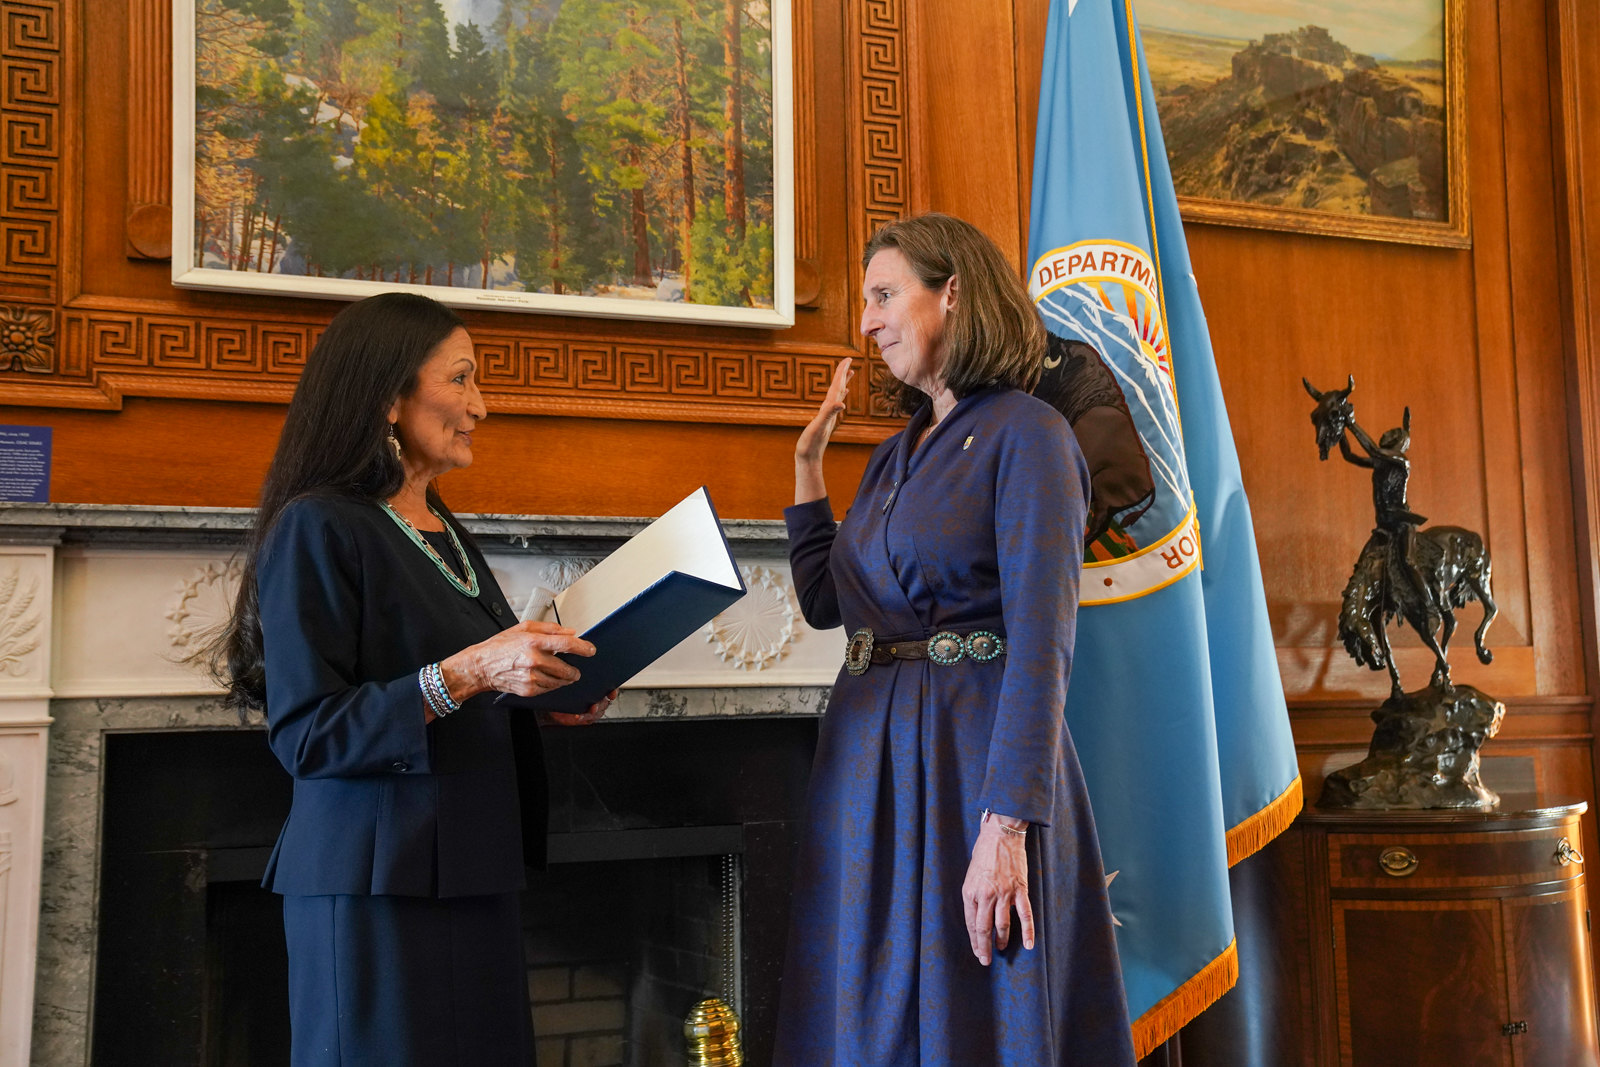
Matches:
[[511, 487, 747, 713]]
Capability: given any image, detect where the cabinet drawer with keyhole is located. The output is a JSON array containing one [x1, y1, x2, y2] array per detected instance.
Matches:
[[1329, 826, 1583, 891]]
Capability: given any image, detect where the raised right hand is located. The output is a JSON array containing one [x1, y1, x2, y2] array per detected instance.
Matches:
[[439, 621, 596, 704], [796, 357, 854, 465], [795, 358, 853, 504]]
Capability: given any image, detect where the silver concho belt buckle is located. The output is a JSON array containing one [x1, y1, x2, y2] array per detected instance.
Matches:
[[845, 628, 875, 675]]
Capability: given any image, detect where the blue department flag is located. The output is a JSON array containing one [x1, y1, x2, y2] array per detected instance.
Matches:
[[1027, 0, 1302, 1055]]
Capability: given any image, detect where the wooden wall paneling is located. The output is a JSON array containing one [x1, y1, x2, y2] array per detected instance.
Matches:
[[80, 0, 159, 303], [1017, 5, 1544, 704], [1193, 257, 1508, 696], [0, 396, 852, 518], [123, 0, 167, 260], [792, 0, 818, 302], [1012, 0, 1044, 261], [1548, 0, 1600, 704], [4, 0, 911, 426], [433, 411, 851, 519], [800, 0, 859, 349], [912, 0, 1021, 262], [1, 0, 950, 508], [1547, 0, 1600, 1018], [1012, 2, 1584, 704], [1462, 0, 1532, 660], [0, 0, 65, 306], [1492, 2, 1585, 696]]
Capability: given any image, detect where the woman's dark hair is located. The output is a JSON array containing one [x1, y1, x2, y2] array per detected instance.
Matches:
[[207, 292, 466, 714], [862, 213, 1047, 414]]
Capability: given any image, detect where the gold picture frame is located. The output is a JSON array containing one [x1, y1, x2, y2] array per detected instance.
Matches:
[[1143, 0, 1468, 248]]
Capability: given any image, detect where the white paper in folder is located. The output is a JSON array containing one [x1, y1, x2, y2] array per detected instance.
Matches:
[[512, 487, 746, 711]]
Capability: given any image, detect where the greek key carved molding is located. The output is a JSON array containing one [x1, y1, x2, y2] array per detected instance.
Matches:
[[21, 308, 894, 427], [0, 303, 52, 372], [0, 1, 906, 435], [0, 0, 63, 302], [857, 0, 908, 236], [847, 0, 908, 410]]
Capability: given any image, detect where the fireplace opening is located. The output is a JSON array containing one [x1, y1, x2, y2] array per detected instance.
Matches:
[[204, 880, 291, 1065], [90, 718, 814, 1065], [525, 853, 742, 1067]]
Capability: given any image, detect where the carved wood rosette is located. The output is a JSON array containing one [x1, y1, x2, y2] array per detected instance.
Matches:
[[0, 303, 52, 373], [0, 0, 913, 439]]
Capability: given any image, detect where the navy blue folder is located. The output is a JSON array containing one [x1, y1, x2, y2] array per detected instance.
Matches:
[[522, 488, 747, 714]]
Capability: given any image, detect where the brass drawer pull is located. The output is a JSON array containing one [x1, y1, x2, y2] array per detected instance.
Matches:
[[1379, 846, 1419, 877], [1556, 837, 1585, 867]]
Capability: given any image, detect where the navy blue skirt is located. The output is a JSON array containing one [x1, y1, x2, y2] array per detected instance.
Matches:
[[282, 892, 534, 1066]]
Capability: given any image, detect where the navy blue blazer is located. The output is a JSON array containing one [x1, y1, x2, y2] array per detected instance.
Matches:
[[258, 491, 546, 898]]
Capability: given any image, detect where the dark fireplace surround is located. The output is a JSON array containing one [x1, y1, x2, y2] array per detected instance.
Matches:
[[91, 717, 817, 1066]]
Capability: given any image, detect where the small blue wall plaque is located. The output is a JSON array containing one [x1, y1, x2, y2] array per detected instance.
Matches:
[[0, 426, 52, 502]]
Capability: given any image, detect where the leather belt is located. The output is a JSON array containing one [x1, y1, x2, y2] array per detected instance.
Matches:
[[845, 627, 1006, 675]]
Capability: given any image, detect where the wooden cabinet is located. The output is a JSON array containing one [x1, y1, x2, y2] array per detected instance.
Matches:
[[1299, 797, 1598, 1066]]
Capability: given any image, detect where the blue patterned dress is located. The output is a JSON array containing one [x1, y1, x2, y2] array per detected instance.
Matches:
[[774, 387, 1135, 1065]]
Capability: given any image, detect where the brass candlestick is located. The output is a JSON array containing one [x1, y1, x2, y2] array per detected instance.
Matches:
[[684, 997, 743, 1066]]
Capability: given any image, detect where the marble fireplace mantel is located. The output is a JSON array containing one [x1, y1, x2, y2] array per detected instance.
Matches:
[[0, 503, 838, 1066]]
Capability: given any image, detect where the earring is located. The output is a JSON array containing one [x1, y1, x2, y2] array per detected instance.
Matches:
[[387, 425, 402, 460]]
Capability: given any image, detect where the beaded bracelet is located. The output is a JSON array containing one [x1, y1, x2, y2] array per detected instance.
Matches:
[[418, 661, 460, 719], [418, 666, 447, 719], [980, 808, 1029, 836], [429, 662, 460, 713]]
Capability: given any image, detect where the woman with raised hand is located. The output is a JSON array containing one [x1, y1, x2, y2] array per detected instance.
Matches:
[[776, 214, 1135, 1065]]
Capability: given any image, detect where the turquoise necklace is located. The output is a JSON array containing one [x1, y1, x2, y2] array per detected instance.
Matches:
[[380, 502, 480, 597]]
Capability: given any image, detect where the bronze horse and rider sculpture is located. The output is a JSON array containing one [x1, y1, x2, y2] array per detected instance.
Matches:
[[1304, 376, 1497, 695], [1303, 376, 1504, 809]]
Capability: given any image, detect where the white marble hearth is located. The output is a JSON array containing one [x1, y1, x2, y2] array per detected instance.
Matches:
[[0, 504, 839, 1067]]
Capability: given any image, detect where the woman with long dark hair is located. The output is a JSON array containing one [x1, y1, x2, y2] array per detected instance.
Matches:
[[212, 292, 611, 1064]]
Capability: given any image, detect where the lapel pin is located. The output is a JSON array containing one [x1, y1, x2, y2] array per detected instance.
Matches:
[[963, 435, 974, 451]]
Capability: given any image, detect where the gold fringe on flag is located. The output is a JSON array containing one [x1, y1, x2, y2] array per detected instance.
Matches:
[[1225, 774, 1303, 868], [1130, 939, 1239, 1061]]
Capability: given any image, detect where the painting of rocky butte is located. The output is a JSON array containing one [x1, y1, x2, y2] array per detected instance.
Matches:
[[1146, 23, 1447, 220]]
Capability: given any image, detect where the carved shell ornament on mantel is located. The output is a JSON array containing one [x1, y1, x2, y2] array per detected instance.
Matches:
[[0, 567, 41, 676], [704, 566, 797, 671], [167, 561, 242, 650]]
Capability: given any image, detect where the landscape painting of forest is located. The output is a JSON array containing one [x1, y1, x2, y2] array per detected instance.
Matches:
[[174, 0, 793, 327], [1140, 0, 1465, 244]]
